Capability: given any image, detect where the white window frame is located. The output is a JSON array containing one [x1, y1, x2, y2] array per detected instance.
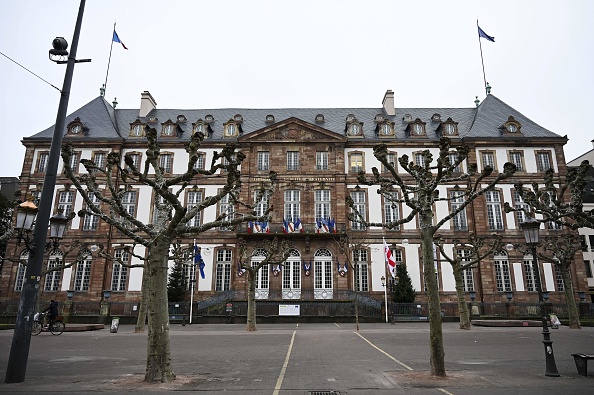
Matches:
[[287, 151, 299, 171], [215, 249, 232, 292], [314, 190, 330, 222], [111, 249, 129, 292], [186, 191, 203, 227], [350, 191, 366, 230], [485, 190, 504, 230], [316, 151, 328, 170], [284, 190, 300, 221], [257, 151, 270, 171]]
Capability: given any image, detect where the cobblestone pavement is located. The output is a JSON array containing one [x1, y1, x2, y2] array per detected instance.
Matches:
[[1, 322, 593, 394]]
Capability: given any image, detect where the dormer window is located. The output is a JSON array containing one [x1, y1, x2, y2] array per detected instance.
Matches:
[[379, 122, 394, 137], [265, 114, 275, 123], [431, 113, 441, 122], [411, 121, 425, 136], [503, 116, 522, 135], [67, 117, 84, 135], [162, 123, 175, 137], [315, 114, 324, 123], [347, 120, 363, 136], [205, 115, 214, 124], [403, 114, 413, 123], [177, 115, 187, 123], [346, 114, 355, 122], [234, 114, 243, 123], [224, 121, 238, 137], [130, 123, 144, 137], [193, 121, 206, 135], [374, 114, 384, 123], [148, 116, 158, 123], [443, 123, 456, 135]]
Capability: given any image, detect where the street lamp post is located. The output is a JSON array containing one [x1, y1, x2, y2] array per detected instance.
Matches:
[[520, 217, 560, 377], [5, 0, 88, 383], [381, 275, 388, 323]]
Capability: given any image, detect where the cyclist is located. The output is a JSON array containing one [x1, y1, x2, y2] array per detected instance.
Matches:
[[42, 300, 59, 327]]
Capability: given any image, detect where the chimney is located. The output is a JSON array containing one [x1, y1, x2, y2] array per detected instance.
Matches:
[[139, 91, 157, 118], [382, 90, 395, 116]]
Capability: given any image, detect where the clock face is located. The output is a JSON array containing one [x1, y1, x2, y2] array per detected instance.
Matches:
[[71, 125, 81, 134], [164, 124, 174, 136]]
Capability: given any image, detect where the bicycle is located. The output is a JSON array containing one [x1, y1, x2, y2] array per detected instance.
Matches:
[[32, 312, 65, 335]]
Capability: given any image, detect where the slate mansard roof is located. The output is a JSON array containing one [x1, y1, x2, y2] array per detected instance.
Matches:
[[24, 93, 564, 144]]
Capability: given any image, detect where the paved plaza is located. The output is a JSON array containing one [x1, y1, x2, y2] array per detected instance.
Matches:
[[0, 322, 593, 394]]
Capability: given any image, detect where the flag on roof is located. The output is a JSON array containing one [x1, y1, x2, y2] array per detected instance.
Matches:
[[478, 26, 495, 42], [112, 30, 128, 49]]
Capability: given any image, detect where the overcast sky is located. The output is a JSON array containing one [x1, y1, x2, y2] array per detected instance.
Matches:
[[1, 0, 593, 177]]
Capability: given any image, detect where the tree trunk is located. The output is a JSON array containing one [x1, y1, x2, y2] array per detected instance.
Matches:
[[135, 267, 149, 333], [420, 224, 446, 376], [453, 262, 471, 330], [560, 264, 581, 329], [144, 236, 175, 383], [246, 270, 257, 332]]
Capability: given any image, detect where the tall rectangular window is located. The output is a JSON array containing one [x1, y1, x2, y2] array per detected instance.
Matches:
[[450, 191, 468, 231], [447, 153, 461, 172], [513, 190, 530, 226], [37, 152, 49, 173], [523, 257, 537, 292], [219, 192, 234, 231], [494, 252, 512, 292], [284, 190, 300, 221], [414, 153, 424, 167], [68, 152, 80, 173], [122, 191, 137, 217], [160, 153, 173, 173], [83, 193, 100, 231], [314, 190, 330, 222], [382, 153, 396, 173], [254, 190, 271, 217], [186, 191, 203, 227], [350, 153, 363, 173], [257, 151, 269, 171], [44, 252, 62, 291], [584, 260, 593, 278], [111, 249, 129, 292], [15, 258, 27, 291], [481, 151, 495, 170], [215, 249, 232, 291], [350, 191, 366, 230], [127, 153, 140, 170], [353, 249, 369, 292], [545, 191, 563, 230], [58, 191, 74, 217], [457, 249, 474, 291], [554, 265, 564, 292], [93, 152, 106, 169], [316, 151, 328, 170], [193, 153, 205, 170], [384, 191, 400, 230], [283, 255, 301, 292], [508, 151, 524, 172], [74, 254, 92, 291], [485, 190, 504, 230], [536, 152, 552, 172], [287, 151, 299, 171]]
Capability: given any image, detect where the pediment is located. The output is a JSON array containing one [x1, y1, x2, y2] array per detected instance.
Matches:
[[238, 117, 347, 143]]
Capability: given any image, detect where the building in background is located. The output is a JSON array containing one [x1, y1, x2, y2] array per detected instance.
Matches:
[[567, 140, 594, 301], [0, 177, 19, 201], [0, 90, 588, 308]]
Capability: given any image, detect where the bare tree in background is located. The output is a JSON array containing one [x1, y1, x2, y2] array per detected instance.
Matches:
[[349, 137, 516, 377], [434, 233, 503, 330]]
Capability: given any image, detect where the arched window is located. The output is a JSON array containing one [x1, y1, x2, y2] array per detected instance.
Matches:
[[252, 248, 269, 299], [44, 250, 63, 291], [314, 248, 333, 299], [74, 249, 93, 291], [14, 251, 28, 292], [282, 249, 301, 299], [494, 251, 512, 292]]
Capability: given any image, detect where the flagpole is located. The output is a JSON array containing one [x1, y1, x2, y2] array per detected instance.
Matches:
[[477, 19, 488, 96], [103, 21, 116, 95], [190, 239, 195, 324]]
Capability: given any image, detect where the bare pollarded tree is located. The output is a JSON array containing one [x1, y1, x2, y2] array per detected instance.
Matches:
[[434, 233, 503, 330], [349, 137, 516, 377], [62, 127, 273, 383], [238, 237, 293, 332], [504, 160, 594, 330]]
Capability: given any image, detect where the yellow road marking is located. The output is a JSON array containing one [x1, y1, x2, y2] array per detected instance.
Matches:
[[273, 330, 296, 395], [354, 331, 414, 371]]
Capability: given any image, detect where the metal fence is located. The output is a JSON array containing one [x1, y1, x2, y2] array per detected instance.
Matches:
[[1, 300, 593, 321]]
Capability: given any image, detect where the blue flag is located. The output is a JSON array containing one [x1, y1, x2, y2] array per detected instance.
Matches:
[[478, 26, 495, 42], [194, 245, 205, 279], [113, 30, 128, 49]]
